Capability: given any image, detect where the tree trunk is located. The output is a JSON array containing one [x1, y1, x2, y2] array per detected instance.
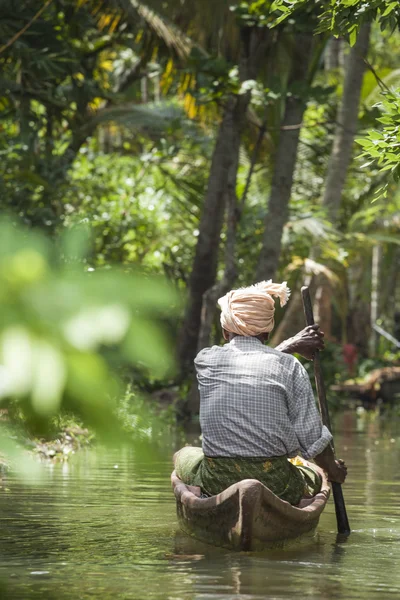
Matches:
[[313, 279, 333, 340], [197, 121, 266, 353], [255, 32, 318, 282], [383, 246, 400, 327], [322, 23, 371, 222], [187, 121, 266, 416], [185, 174, 238, 417], [196, 167, 238, 352], [369, 244, 382, 357], [347, 259, 370, 358], [177, 97, 245, 373], [311, 24, 371, 340], [177, 27, 271, 374], [325, 37, 344, 71]]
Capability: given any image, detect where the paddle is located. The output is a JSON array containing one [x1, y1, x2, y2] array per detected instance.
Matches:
[[301, 286, 351, 536]]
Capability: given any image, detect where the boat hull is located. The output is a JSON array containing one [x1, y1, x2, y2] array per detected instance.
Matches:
[[172, 470, 330, 551]]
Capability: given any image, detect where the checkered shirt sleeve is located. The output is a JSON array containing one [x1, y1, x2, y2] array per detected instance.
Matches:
[[288, 360, 333, 459]]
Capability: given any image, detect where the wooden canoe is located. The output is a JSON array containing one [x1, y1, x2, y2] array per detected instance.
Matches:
[[171, 469, 330, 551]]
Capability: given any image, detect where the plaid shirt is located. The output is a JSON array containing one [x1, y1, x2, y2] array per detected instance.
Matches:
[[195, 336, 332, 459]]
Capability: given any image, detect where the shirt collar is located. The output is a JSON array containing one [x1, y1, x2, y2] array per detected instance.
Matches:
[[228, 336, 264, 349]]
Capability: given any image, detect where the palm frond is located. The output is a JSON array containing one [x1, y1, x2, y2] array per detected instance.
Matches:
[[286, 215, 334, 240], [303, 258, 340, 283], [348, 232, 400, 247], [348, 203, 400, 232], [89, 100, 186, 133], [285, 256, 340, 284], [133, 1, 192, 60], [364, 68, 400, 108], [369, 233, 400, 245], [81, 0, 192, 60]]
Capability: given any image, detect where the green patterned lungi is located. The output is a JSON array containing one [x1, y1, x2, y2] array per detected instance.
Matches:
[[174, 446, 322, 505]]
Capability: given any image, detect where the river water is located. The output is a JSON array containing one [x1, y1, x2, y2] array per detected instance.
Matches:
[[0, 410, 400, 600]]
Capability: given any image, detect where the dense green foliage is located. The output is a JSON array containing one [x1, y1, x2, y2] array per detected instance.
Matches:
[[0, 218, 178, 474], [357, 91, 400, 198], [271, 0, 400, 39]]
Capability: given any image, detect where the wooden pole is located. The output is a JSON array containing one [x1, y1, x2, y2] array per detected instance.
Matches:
[[301, 286, 350, 536]]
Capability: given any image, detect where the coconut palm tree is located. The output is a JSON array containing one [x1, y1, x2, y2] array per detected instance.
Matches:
[[255, 29, 327, 282], [322, 23, 372, 221], [272, 23, 372, 343]]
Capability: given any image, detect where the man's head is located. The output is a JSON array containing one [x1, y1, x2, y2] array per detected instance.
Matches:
[[218, 280, 290, 339]]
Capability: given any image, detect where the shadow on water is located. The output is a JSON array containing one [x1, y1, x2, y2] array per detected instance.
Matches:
[[0, 410, 400, 599]]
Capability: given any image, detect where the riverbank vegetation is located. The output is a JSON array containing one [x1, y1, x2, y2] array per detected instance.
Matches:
[[1, 0, 400, 464]]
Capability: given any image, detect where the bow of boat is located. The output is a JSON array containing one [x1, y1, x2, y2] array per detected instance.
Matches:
[[171, 470, 330, 551]]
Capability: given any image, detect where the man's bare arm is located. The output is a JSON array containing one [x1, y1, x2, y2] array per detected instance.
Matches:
[[313, 444, 347, 483], [275, 324, 325, 360]]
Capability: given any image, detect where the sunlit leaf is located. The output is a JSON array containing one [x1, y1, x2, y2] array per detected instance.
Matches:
[[64, 304, 131, 350], [31, 342, 66, 417], [0, 327, 34, 398], [123, 318, 174, 378]]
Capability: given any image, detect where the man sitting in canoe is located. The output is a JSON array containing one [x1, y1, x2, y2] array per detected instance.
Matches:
[[174, 280, 347, 505]]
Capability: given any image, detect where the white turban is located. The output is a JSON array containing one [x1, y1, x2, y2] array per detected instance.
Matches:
[[218, 280, 290, 337]]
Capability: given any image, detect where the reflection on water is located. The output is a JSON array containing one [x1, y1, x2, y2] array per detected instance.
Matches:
[[0, 411, 400, 599]]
